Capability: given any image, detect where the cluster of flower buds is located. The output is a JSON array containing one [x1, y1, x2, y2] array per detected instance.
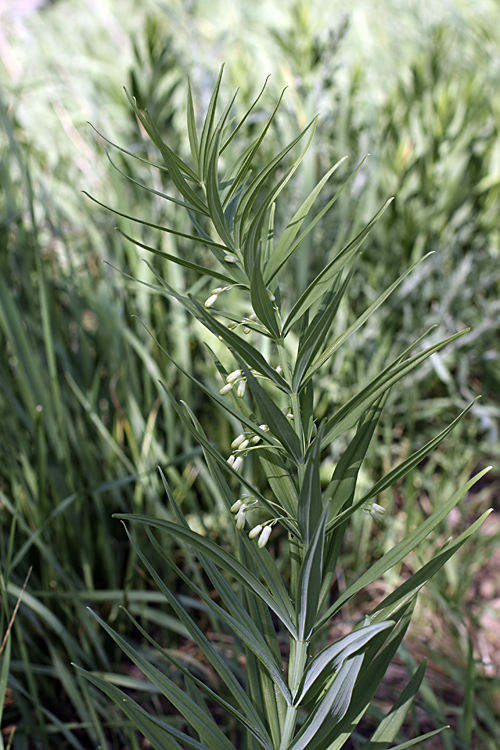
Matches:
[[219, 369, 247, 397], [227, 312, 258, 335], [230, 498, 274, 547], [204, 285, 233, 308], [226, 425, 269, 473], [363, 502, 386, 522]]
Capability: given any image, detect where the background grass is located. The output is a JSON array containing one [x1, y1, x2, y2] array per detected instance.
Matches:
[[0, 0, 499, 747]]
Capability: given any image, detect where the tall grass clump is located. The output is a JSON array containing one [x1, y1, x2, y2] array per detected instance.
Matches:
[[75, 69, 493, 749]]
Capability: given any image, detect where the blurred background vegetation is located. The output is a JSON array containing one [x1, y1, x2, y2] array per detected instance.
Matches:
[[0, 0, 499, 747]]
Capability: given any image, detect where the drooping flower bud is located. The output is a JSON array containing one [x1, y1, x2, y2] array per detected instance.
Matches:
[[204, 293, 218, 308], [235, 505, 247, 530], [230, 499, 243, 513], [219, 383, 233, 396], [248, 524, 263, 539], [226, 369, 242, 384], [233, 456, 243, 471], [258, 525, 273, 548], [236, 379, 247, 398]]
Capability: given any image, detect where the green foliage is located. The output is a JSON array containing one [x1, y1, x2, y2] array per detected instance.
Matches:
[[0, 1, 498, 748], [77, 70, 491, 749]]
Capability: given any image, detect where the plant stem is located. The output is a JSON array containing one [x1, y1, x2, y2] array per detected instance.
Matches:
[[279, 639, 308, 749]]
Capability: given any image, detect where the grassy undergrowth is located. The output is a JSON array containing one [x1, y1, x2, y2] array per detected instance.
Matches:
[[0, 0, 499, 748]]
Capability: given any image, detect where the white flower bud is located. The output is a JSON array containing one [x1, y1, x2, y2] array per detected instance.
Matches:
[[259, 424, 269, 432], [227, 454, 236, 466], [258, 525, 273, 548], [233, 456, 243, 471], [224, 254, 238, 263], [204, 294, 218, 308], [238, 439, 250, 450], [251, 435, 261, 445], [219, 383, 233, 395], [226, 369, 242, 384], [236, 379, 247, 398], [276, 364, 283, 375], [370, 503, 386, 521], [230, 499, 243, 513], [248, 524, 263, 539], [231, 434, 246, 449], [235, 506, 247, 530]]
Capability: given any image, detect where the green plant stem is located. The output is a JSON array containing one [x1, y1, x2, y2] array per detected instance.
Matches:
[[280, 639, 308, 749]]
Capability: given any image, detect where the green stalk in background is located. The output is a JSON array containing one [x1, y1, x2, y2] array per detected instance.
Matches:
[[78, 69, 491, 749]]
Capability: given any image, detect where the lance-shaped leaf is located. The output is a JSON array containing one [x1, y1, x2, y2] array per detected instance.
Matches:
[[292, 272, 353, 392], [205, 130, 238, 251], [314, 466, 491, 632], [118, 229, 235, 284], [298, 424, 324, 545], [296, 621, 394, 705], [359, 399, 477, 504], [86, 608, 237, 750], [369, 506, 491, 626], [360, 660, 427, 750], [321, 329, 468, 448], [243, 367, 303, 463], [74, 664, 208, 750], [198, 66, 225, 180], [223, 84, 285, 208], [233, 117, 316, 255], [241, 120, 318, 275], [304, 253, 434, 383], [190, 298, 290, 391], [250, 248, 281, 339], [186, 78, 200, 173], [263, 155, 350, 284], [120, 522, 274, 735], [114, 513, 298, 636], [297, 508, 329, 640], [283, 198, 393, 335], [144, 528, 292, 705], [289, 653, 365, 750]]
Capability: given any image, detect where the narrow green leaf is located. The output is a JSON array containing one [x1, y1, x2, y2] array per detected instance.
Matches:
[[186, 78, 200, 173], [190, 298, 290, 391], [224, 87, 288, 214], [82, 191, 225, 250], [125, 89, 207, 211], [198, 66, 225, 179], [388, 727, 450, 750], [241, 120, 318, 275], [264, 156, 348, 283], [321, 330, 468, 448], [120, 524, 271, 733], [250, 249, 281, 338], [360, 399, 476, 504], [283, 198, 393, 335], [292, 273, 352, 392], [243, 367, 303, 463], [74, 665, 203, 750], [143, 530, 292, 706], [315, 467, 491, 631], [117, 229, 235, 284], [361, 660, 427, 749], [296, 622, 394, 705], [297, 425, 324, 545], [115, 513, 297, 636], [297, 508, 329, 640], [205, 130, 238, 250], [289, 654, 364, 750], [234, 117, 316, 250], [370, 508, 492, 624]]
